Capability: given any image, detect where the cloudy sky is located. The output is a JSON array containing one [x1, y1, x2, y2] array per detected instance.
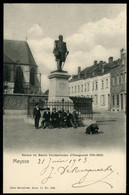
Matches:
[[4, 4, 126, 92]]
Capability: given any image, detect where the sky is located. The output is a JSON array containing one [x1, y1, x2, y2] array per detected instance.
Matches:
[[4, 4, 126, 92]]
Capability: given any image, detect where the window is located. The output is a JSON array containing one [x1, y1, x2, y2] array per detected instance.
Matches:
[[30, 68, 35, 86], [121, 73, 123, 84], [125, 73, 126, 83], [87, 83, 90, 91], [106, 79, 108, 88], [74, 86, 76, 93], [100, 95, 106, 106], [94, 95, 98, 105], [84, 83, 86, 91], [78, 85, 79, 92], [113, 95, 115, 106], [101, 80, 104, 89], [14, 67, 24, 93], [119, 75, 121, 84], [16, 67, 23, 80], [117, 94, 119, 106], [81, 85, 83, 92], [95, 81, 98, 90], [92, 82, 94, 91], [112, 77, 115, 86], [117, 75, 119, 85]]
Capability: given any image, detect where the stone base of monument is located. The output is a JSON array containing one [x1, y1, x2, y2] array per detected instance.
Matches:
[[48, 70, 74, 112], [48, 70, 72, 102]]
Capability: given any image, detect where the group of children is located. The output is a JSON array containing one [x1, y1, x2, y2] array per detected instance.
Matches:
[[33, 104, 99, 134], [41, 107, 80, 129], [33, 103, 80, 129]]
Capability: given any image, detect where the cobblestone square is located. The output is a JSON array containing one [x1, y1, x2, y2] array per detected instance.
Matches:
[[3, 111, 126, 153]]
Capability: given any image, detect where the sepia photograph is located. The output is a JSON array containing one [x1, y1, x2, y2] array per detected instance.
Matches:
[[3, 3, 126, 193]]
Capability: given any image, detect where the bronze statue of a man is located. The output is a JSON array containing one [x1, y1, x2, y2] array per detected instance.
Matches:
[[53, 35, 69, 71]]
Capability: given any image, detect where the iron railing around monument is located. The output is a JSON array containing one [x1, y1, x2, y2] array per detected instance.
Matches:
[[70, 96, 93, 119], [44, 99, 74, 113], [28, 96, 93, 119]]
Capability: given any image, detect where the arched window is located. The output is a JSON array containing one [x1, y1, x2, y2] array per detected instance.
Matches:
[[30, 68, 35, 86], [3, 66, 10, 82], [14, 67, 24, 93], [16, 67, 23, 80]]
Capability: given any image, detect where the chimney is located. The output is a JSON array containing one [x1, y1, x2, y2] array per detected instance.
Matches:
[[117, 58, 121, 65], [78, 66, 81, 79], [99, 61, 105, 73], [120, 48, 125, 58], [108, 57, 113, 65], [71, 74, 74, 79], [94, 60, 97, 66], [120, 48, 126, 65]]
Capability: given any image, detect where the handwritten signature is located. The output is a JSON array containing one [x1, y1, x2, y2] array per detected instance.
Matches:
[[39, 157, 114, 188]]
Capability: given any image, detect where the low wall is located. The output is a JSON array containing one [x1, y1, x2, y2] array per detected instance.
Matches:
[[3, 94, 93, 119], [3, 93, 48, 115]]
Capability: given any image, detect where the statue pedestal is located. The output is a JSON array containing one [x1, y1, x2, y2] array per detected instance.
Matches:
[[48, 70, 72, 102]]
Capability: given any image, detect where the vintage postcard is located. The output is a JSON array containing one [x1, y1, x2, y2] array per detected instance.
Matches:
[[3, 3, 126, 193]]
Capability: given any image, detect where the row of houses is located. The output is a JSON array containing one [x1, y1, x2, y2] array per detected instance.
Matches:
[[69, 48, 126, 112]]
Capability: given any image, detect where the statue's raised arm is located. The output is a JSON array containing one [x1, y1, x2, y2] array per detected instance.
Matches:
[[53, 35, 69, 72]]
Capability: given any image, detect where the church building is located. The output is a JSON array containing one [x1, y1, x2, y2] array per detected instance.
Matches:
[[3, 39, 41, 94]]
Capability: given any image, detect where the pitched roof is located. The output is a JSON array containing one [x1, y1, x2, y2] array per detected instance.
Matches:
[[4, 54, 15, 63], [69, 62, 111, 82], [4, 39, 37, 66]]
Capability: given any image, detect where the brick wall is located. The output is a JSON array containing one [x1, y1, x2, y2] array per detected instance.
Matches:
[[3, 93, 48, 115]]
